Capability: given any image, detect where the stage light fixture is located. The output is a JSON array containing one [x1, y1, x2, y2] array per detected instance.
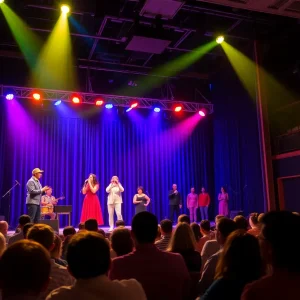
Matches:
[[131, 102, 138, 108], [216, 35, 224, 44], [0, 0, 4, 4], [61, 4, 70, 14], [199, 108, 207, 117], [5, 94, 14, 100], [95, 98, 104, 106], [54, 100, 62, 106], [105, 103, 113, 109], [174, 106, 182, 112], [33, 93, 41, 101], [154, 107, 161, 113], [71, 95, 81, 104]]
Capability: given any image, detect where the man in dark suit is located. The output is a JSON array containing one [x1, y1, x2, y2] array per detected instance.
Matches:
[[168, 184, 182, 223], [26, 168, 49, 223]]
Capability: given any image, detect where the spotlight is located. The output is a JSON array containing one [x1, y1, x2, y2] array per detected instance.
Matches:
[[131, 102, 138, 108], [216, 35, 224, 44], [33, 93, 41, 101], [95, 98, 104, 106], [199, 108, 207, 116], [0, 0, 4, 4], [54, 100, 62, 106], [105, 103, 113, 109], [174, 106, 182, 112], [154, 107, 161, 113], [72, 96, 81, 104], [61, 5, 70, 14], [5, 94, 14, 101]]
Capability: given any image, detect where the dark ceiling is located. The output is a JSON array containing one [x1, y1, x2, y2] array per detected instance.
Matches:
[[0, 0, 299, 102]]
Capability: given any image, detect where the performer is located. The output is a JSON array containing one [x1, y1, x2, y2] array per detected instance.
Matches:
[[133, 186, 150, 215], [218, 186, 229, 217], [187, 187, 198, 223], [41, 187, 58, 220], [80, 174, 104, 225], [168, 184, 182, 223], [26, 168, 49, 223], [198, 187, 210, 220], [106, 176, 124, 232]]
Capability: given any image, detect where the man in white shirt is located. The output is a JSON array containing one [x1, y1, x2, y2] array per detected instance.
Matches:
[[27, 224, 75, 300], [46, 231, 146, 300]]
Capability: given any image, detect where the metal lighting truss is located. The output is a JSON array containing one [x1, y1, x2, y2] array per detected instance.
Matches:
[[0, 85, 214, 114]]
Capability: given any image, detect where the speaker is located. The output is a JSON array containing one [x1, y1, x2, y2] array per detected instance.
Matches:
[[39, 219, 59, 233]]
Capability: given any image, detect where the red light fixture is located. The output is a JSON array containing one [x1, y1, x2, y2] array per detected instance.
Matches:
[[174, 105, 182, 112], [131, 102, 138, 108], [95, 98, 104, 106], [71, 94, 81, 104], [32, 92, 41, 101]]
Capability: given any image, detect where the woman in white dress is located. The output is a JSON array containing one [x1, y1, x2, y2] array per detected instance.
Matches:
[[106, 176, 124, 232]]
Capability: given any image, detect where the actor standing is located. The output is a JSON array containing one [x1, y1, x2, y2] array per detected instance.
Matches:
[[26, 168, 49, 223], [187, 187, 198, 223], [198, 187, 210, 220], [133, 186, 151, 215], [168, 184, 182, 223], [106, 176, 124, 232], [218, 186, 229, 217]]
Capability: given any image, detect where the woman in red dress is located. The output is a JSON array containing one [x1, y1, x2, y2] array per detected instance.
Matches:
[[80, 173, 104, 225]]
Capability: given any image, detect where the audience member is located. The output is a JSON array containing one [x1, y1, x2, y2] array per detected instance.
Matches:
[[46, 231, 146, 300], [84, 218, 98, 232], [0, 221, 9, 244], [168, 222, 202, 272], [210, 215, 224, 231], [234, 215, 249, 231], [8, 214, 31, 245], [248, 213, 260, 237], [190, 222, 202, 252], [178, 214, 191, 225], [0, 240, 51, 299], [198, 217, 237, 295], [201, 230, 263, 300], [111, 227, 133, 258], [198, 220, 215, 254], [23, 222, 34, 238], [201, 215, 224, 267], [109, 212, 190, 300], [78, 222, 85, 231], [0, 232, 6, 256], [258, 213, 264, 225], [98, 228, 106, 238], [242, 211, 300, 300], [155, 225, 161, 241], [155, 219, 173, 251], [62, 234, 73, 260], [27, 224, 75, 299], [63, 226, 76, 238], [116, 220, 125, 227], [51, 234, 67, 267]]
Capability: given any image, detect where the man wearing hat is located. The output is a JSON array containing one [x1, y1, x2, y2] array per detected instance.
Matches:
[[26, 168, 49, 223]]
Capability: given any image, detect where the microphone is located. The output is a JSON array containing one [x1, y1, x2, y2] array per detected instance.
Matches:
[[15, 180, 20, 186]]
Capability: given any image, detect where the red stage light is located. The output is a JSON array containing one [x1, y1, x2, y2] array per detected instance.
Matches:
[[175, 106, 182, 112], [199, 110, 206, 117], [32, 93, 41, 101], [131, 102, 138, 108], [72, 96, 81, 104], [95, 99, 104, 106]]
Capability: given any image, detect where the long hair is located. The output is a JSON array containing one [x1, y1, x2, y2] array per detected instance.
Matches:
[[215, 230, 263, 282], [190, 222, 202, 242], [167, 223, 196, 253], [89, 174, 98, 187]]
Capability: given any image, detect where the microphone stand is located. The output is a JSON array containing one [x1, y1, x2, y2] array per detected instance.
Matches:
[[2, 182, 19, 227]]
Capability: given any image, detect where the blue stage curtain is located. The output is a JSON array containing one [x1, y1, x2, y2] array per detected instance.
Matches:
[[212, 71, 265, 216], [0, 104, 214, 227]]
